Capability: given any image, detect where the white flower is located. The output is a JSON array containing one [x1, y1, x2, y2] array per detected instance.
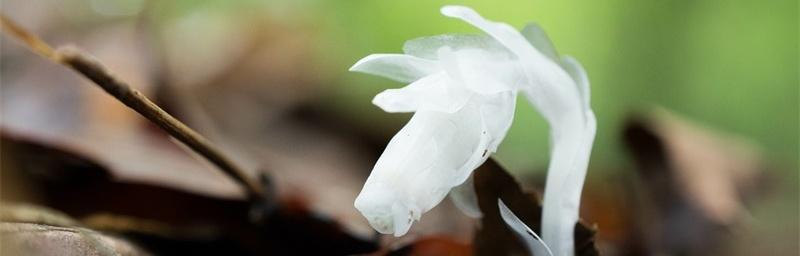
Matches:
[[351, 46, 518, 236], [351, 5, 596, 256]]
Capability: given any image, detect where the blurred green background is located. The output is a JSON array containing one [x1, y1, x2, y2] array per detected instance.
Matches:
[[306, 0, 798, 175], [2, 0, 797, 254], [12, 0, 799, 175]]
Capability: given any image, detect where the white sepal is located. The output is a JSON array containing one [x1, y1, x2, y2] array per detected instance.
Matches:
[[498, 200, 554, 256], [350, 54, 439, 83]]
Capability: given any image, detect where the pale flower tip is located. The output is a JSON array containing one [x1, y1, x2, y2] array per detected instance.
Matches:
[[350, 54, 399, 73], [354, 183, 398, 235], [449, 177, 484, 218], [348, 54, 377, 72], [371, 90, 390, 103], [371, 92, 399, 113], [392, 203, 414, 236], [440, 5, 473, 17]]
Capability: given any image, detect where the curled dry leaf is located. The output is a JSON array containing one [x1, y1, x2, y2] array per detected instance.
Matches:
[[472, 158, 599, 256]]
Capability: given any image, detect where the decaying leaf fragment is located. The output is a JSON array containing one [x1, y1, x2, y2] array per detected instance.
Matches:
[[0, 204, 151, 256], [472, 159, 599, 256], [1, 131, 378, 255], [622, 108, 767, 255]]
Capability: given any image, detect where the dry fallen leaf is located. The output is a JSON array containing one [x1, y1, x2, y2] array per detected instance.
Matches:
[[1, 131, 378, 255], [0, 204, 150, 256], [379, 236, 472, 256], [622, 108, 767, 255], [472, 159, 599, 256]]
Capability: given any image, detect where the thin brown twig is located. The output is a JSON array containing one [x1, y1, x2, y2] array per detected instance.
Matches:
[[0, 14, 263, 201], [0, 15, 57, 60]]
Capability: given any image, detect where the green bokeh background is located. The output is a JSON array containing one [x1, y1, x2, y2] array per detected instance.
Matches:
[[5, 0, 797, 252], [154, 0, 797, 175], [317, 0, 798, 175]]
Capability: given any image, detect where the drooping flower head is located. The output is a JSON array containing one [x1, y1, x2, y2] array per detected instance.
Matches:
[[351, 6, 596, 256]]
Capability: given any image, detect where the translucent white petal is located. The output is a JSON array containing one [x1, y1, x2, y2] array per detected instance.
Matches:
[[355, 104, 487, 236], [350, 54, 440, 83], [353, 181, 399, 235], [403, 34, 510, 60], [355, 90, 518, 234], [418, 102, 493, 187], [478, 91, 517, 152], [449, 175, 482, 218], [442, 5, 581, 125], [438, 47, 519, 94], [392, 202, 413, 236], [521, 24, 593, 111], [498, 200, 554, 256], [520, 23, 560, 64], [441, 5, 541, 62], [372, 72, 470, 113], [560, 56, 591, 109], [520, 23, 592, 110], [371, 73, 444, 113]]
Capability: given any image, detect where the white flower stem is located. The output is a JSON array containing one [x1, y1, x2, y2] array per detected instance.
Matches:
[[540, 113, 596, 256]]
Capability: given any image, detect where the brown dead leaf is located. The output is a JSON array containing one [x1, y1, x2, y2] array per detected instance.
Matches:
[[380, 236, 472, 256], [1, 130, 378, 255], [0, 204, 150, 256], [472, 158, 599, 256], [622, 108, 767, 255], [1, 222, 151, 256]]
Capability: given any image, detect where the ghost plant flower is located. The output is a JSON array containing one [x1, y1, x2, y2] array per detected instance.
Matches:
[[351, 5, 596, 256]]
